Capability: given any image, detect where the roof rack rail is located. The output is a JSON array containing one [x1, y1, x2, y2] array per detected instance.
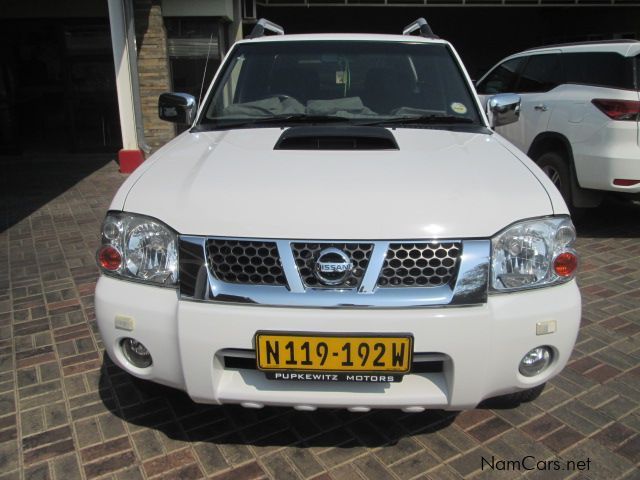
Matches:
[[403, 18, 438, 39], [248, 18, 285, 39], [524, 39, 640, 51]]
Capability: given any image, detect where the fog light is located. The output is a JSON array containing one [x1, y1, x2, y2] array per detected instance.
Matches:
[[519, 346, 552, 377], [121, 338, 152, 368]]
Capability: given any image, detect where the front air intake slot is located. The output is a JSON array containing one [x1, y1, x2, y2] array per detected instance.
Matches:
[[274, 126, 399, 150]]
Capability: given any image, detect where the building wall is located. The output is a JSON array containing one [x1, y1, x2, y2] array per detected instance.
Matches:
[[133, 0, 175, 153]]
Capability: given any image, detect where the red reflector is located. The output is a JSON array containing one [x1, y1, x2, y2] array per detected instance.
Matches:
[[554, 252, 578, 277], [98, 246, 122, 271], [592, 99, 640, 121], [613, 179, 640, 186]]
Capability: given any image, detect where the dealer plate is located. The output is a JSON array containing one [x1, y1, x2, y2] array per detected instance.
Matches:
[[255, 332, 413, 374], [265, 372, 404, 382]]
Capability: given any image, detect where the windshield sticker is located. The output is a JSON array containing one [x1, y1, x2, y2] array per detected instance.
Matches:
[[336, 71, 346, 85], [451, 102, 467, 115]]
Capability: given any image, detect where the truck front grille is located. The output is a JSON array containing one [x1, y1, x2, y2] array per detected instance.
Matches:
[[377, 242, 462, 287], [206, 239, 287, 286], [179, 235, 488, 307]]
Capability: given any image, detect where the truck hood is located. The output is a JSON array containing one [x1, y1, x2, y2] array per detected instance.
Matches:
[[120, 128, 553, 239]]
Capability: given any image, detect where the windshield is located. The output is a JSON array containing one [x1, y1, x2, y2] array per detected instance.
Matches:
[[198, 41, 481, 128]]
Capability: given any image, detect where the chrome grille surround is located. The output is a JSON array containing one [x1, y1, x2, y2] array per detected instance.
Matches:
[[205, 239, 287, 287], [378, 242, 462, 288], [179, 236, 490, 308], [292, 242, 373, 288]]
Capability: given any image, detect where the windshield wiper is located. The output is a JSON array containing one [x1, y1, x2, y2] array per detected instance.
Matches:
[[359, 115, 476, 126], [195, 114, 350, 131]]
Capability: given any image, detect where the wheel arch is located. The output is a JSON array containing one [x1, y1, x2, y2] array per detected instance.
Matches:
[[527, 132, 602, 208], [527, 132, 574, 167]]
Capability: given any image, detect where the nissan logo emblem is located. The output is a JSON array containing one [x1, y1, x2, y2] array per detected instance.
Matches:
[[314, 247, 353, 286]]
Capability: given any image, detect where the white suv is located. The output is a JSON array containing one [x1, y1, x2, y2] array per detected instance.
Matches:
[[476, 40, 640, 208], [94, 19, 581, 411]]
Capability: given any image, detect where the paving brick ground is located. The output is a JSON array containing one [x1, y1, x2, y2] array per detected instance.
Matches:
[[0, 155, 638, 480]]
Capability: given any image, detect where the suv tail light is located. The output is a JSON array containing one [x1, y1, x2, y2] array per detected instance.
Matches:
[[591, 99, 640, 121]]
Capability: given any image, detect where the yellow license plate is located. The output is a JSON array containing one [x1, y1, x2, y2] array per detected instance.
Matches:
[[255, 332, 413, 373]]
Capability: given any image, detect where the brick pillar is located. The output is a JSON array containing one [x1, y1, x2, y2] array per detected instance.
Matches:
[[133, 0, 175, 154]]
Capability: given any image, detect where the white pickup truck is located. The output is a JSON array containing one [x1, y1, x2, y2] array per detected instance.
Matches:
[[94, 19, 581, 411]]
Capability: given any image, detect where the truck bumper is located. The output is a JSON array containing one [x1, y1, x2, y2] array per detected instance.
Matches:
[[95, 275, 581, 411]]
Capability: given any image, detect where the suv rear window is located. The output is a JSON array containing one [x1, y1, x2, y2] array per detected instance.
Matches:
[[562, 52, 636, 90]]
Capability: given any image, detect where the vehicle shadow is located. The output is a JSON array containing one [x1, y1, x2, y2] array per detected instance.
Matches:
[[574, 196, 640, 239], [97, 354, 458, 448], [0, 153, 115, 234]]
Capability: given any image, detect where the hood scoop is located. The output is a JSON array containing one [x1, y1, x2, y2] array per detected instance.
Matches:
[[274, 126, 399, 150]]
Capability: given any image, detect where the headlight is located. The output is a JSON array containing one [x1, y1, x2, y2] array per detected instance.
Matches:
[[97, 212, 178, 286], [491, 216, 577, 292]]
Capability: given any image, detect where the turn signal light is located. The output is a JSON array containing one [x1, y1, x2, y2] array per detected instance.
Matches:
[[553, 252, 577, 277], [98, 246, 122, 271], [592, 99, 640, 121]]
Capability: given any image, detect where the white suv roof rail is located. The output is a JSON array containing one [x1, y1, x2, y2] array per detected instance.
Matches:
[[403, 18, 438, 39], [525, 39, 640, 51], [248, 18, 285, 39]]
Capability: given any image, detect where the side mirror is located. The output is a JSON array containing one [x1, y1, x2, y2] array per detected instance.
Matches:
[[487, 93, 521, 128], [158, 93, 197, 124]]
